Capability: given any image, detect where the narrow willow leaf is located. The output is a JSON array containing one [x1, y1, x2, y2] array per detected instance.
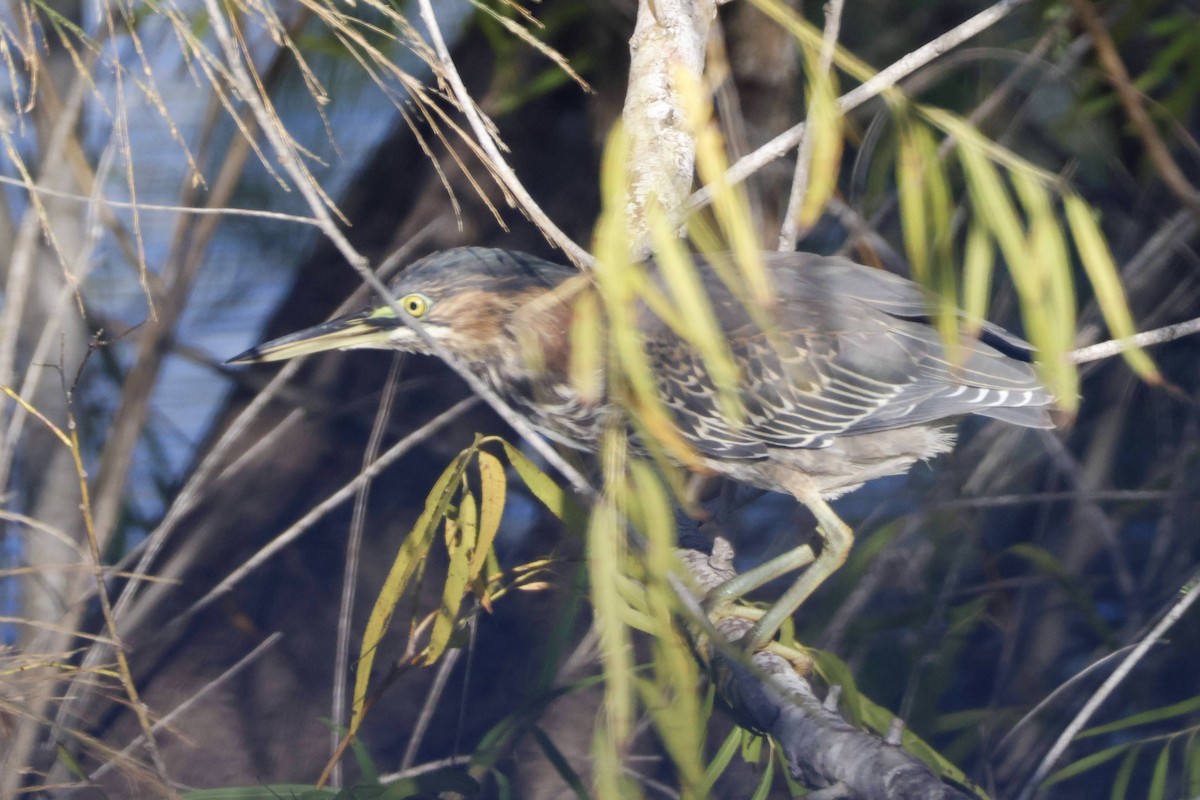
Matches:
[[1148, 743, 1170, 800], [819, 645, 985, 798], [798, 53, 842, 227], [1065, 194, 1161, 382], [1042, 743, 1134, 788], [677, 69, 771, 307], [748, 0, 895, 100], [530, 725, 591, 800], [628, 461, 705, 798], [808, 649, 863, 726], [493, 439, 588, 533], [1187, 731, 1200, 797], [352, 450, 470, 729], [961, 220, 994, 334], [471, 451, 506, 579], [568, 289, 605, 404], [424, 490, 477, 664], [1080, 693, 1200, 738], [749, 752, 775, 800], [589, 492, 634, 742], [592, 156, 705, 468], [1012, 171, 1077, 375], [1110, 744, 1141, 800], [740, 729, 764, 765], [896, 115, 930, 284], [704, 727, 744, 791], [922, 105, 1061, 186], [1007, 543, 1114, 643], [951, 124, 1026, 270], [592, 719, 641, 800], [895, 114, 960, 363]]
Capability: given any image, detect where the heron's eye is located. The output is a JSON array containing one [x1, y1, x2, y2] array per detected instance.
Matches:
[[401, 293, 430, 318]]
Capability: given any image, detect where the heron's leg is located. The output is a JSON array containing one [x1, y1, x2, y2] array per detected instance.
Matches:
[[703, 543, 816, 609], [743, 481, 853, 651]]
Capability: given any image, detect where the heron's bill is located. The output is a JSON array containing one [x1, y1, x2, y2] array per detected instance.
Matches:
[[226, 312, 396, 365]]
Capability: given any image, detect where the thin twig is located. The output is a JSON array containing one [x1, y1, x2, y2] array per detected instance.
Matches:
[[202, 0, 597, 502], [1069, 316, 1200, 364], [88, 633, 284, 781], [1016, 567, 1200, 800], [400, 646, 463, 770], [331, 357, 404, 788], [1068, 0, 1200, 219], [414, 0, 593, 269], [0, 174, 324, 223], [688, 0, 1032, 212], [162, 396, 480, 638], [778, 0, 844, 251]]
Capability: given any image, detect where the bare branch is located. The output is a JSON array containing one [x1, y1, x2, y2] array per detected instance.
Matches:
[[1016, 566, 1200, 800], [621, 0, 719, 251], [779, 0, 844, 250], [1069, 317, 1200, 364], [688, 0, 1032, 212], [415, 0, 593, 268], [679, 544, 973, 799]]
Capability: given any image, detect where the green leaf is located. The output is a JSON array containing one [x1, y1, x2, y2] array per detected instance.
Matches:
[[1065, 194, 1161, 383], [748, 751, 775, 800], [740, 728, 764, 765], [896, 114, 931, 284], [1080, 693, 1200, 738], [424, 490, 477, 664], [647, 206, 743, 422], [961, 220, 994, 333], [588, 487, 634, 742], [1110, 744, 1141, 800], [530, 725, 591, 800], [1187, 730, 1200, 797], [182, 787, 335, 799], [797, 51, 843, 227], [703, 727, 743, 791], [492, 438, 588, 532], [1148, 742, 1170, 800], [352, 451, 471, 731], [1042, 743, 1134, 788], [808, 649, 863, 726], [471, 451, 506, 579], [1007, 543, 1115, 644]]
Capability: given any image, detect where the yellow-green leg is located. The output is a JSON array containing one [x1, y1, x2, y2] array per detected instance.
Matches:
[[706, 477, 854, 651]]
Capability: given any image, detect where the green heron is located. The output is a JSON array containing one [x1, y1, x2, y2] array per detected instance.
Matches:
[[229, 247, 1052, 649]]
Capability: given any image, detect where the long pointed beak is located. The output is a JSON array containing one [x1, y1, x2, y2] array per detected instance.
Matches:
[[226, 309, 401, 365]]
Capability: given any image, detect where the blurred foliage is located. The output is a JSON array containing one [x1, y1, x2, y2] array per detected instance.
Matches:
[[3, 0, 1200, 797]]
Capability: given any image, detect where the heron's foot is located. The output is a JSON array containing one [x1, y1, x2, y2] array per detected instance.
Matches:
[[706, 602, 814, 674]]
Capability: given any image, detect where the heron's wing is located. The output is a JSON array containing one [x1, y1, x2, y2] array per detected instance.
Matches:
[[638, 253, 1054, 459]]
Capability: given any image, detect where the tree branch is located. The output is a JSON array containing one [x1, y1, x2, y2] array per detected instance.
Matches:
[[679, 544, 974, 799]]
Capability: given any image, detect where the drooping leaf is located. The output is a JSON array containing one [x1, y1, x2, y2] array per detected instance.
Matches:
[[352, 450, 471, 730], [1065, 193, 1160, 383]]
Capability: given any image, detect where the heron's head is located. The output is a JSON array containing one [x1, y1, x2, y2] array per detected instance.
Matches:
[[227, 247, 581, 369]]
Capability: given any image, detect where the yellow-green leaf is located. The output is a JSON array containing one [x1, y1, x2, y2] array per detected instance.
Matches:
[[1065, 194, 1160, 383], [1042, 743, 1134, 788], [589, 491, 634, 743], [798, 54, 842, 227], [493, 438, 588, 533], [471, 451, 506, 579], [961, 220, 994, 334], [352, 450, 470, 731]]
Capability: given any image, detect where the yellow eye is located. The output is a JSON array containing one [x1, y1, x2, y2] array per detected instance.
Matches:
[[401, 293, 430, 318]]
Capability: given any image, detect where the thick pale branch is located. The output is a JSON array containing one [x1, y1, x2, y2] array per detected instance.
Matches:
[[621, 0, 719, 251]]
